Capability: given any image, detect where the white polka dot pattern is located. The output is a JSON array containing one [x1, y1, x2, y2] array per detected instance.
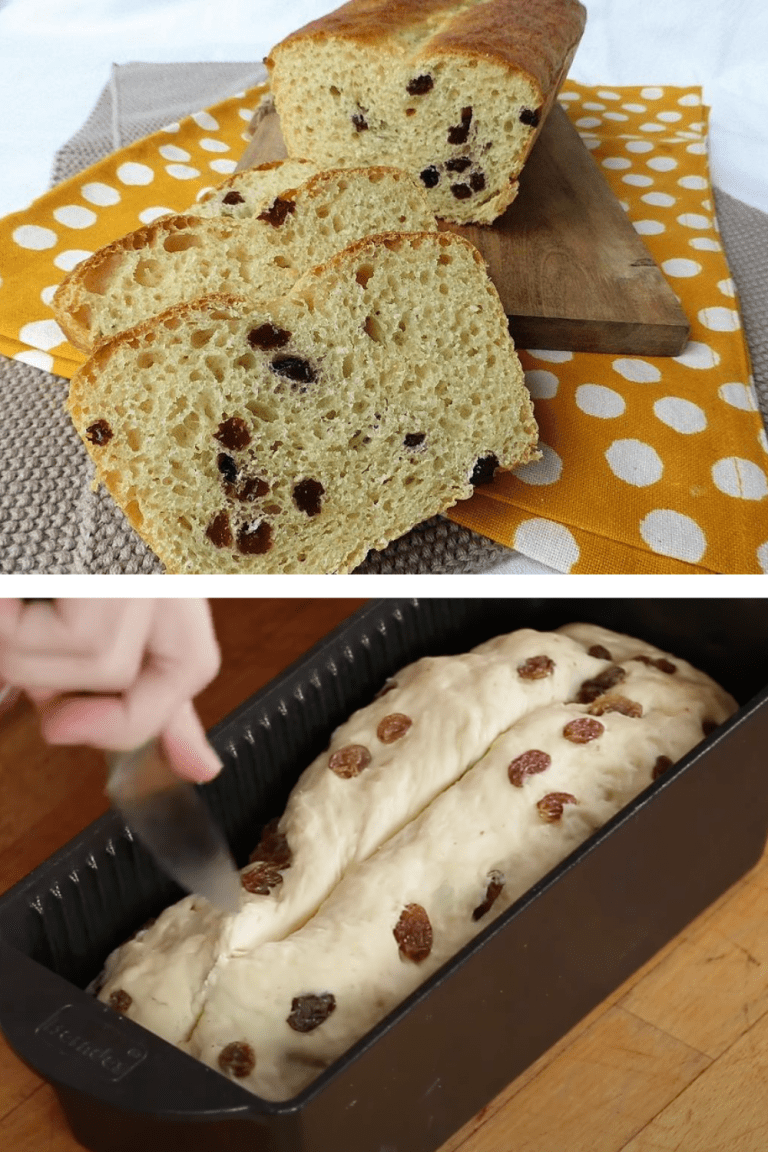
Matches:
[[576, 385, 625, 418], [634, 220, 665, 235], [117, 162, 154, 186], [513, 519, 580, 572], [52, 205, 97, 229], [80, 182, 121, 206], [165, 164, 201, 180], [525, 370, 560, 399], [191, 111, 219, 130], [18, 319, 65, 351], [514, 444, 563, 486], [53, 250, 93, 271], [673, 342, 721, 370], [159, 145, 191, 162], [639, 510, 707, 563], [711, 459, 768, 501], [138, 207, 175, 224], [653, 397, 707, 434], [662, 258, 702, 277], [605, 439, 664, 486], [698, 307, 740, 332], [526, 349, 573, 363], [719, 383, 757, 411], [13, 225, 57, 250], [612, 359, 661, 383], [14, 348, 54, 371]]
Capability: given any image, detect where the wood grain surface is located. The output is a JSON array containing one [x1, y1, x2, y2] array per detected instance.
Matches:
[[237, 106, 690, 356], [2, 598, 768, 1152]]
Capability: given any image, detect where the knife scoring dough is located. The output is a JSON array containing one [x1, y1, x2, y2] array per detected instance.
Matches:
[[98, 624, 736, 1094]]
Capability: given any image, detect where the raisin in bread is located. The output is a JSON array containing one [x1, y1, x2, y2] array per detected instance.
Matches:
[[266, 0, 587, 225], [67, 229, 538, 575], [52, 165, 435, 353], [96, 624, 736, 1098]]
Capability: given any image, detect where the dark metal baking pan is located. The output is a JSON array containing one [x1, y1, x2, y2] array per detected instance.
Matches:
[[1, 598, 767, 1152]]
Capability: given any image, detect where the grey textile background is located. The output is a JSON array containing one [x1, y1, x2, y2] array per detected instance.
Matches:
[[1, 62, 766, 575]]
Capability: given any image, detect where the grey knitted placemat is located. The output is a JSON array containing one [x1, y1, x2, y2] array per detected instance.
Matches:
[[2, 62, 766, 575]]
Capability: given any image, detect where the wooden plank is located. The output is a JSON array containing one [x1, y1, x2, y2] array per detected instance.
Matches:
[[619, 875, 768, 1060], [621, 1010, 768, 1152], [437, 868, 756, 1152], [448, 1006, 710, 1152], [238, 106, 690, 357]]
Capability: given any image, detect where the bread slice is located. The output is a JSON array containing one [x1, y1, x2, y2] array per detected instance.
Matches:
[[52, 165, 436, 353], [192, 157, 319, 220], [266, 0, 587, 225], [67, 229, 539, 574]]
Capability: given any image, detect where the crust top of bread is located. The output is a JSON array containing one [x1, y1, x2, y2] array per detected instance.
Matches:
[[267, 0, 587, 96]]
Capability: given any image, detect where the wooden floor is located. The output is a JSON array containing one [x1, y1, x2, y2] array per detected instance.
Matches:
[[2, 598, 768, 1152]]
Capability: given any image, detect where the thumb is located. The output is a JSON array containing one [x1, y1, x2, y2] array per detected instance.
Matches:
[[159, 700, 223, 784]]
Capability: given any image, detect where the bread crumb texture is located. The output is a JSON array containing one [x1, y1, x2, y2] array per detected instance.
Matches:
[[267, 0, 586, 223], [68, 230, 538, 574], [53, 164, 436, 352]]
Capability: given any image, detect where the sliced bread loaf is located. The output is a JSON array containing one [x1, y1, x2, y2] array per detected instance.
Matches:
[[53, 165, 436, 353], [266, 0, 587, 224], [67, 229, 539, 574]]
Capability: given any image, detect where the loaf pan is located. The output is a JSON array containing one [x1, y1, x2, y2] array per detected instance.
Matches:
[[1, 598, 767, 1152]]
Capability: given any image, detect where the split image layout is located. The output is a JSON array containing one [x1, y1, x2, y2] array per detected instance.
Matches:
[[1, 0, 766, 574], [1, 595, 768, 1152], [1, 1, 767, 1145]]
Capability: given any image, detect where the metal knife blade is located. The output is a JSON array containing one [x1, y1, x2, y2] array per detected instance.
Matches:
[[107, 739, 241, 915]]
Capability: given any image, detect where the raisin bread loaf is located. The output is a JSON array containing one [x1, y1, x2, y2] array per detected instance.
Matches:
[[67, 229, 538, 575], [96, 624, 736, 1098], [266, 0, 587, 224], [97, 626, 649, 1041], [53, 165, 435, 353]]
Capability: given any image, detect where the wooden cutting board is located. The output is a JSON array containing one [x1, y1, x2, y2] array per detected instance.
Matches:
[[237, 104, 690, 357]]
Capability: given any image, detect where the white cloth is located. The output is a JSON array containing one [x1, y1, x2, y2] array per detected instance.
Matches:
[[0, 0, 767, 219]]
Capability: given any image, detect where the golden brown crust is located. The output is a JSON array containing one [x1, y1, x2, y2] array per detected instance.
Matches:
[[267, 0, 586, 97]]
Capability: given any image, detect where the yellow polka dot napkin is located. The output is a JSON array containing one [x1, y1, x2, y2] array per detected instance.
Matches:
[[0, 84, 269, 378], [0, 80, 764, 573], [450, 84, 767, 574]]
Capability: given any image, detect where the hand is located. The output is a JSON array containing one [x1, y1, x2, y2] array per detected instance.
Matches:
[[0, 599, 222, 782]]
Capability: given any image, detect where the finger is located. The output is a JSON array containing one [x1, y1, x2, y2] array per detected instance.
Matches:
[[160, 701, 223, 783], [0, 600, 115, 654], [36, 601, 220, 750], [142, 599, 221, 703], [99, 599, 220, 745], [38, 680, 179, 751], [0, 600, 154, 692], [0, 600, 22, 633], [0, 683, 22, 721]]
